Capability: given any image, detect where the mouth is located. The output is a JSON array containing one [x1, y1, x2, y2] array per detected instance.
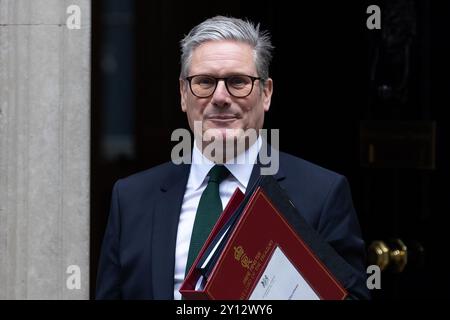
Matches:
[[206, 114, 240, 125]]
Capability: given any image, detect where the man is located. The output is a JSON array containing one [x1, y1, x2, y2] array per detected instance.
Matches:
[[96, 16, 370, 299]]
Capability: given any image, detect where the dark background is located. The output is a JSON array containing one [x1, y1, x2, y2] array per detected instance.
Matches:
[[91, 0, 450, 299]]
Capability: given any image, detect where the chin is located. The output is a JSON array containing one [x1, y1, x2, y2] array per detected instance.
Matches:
[[213, 127, 243, 140]]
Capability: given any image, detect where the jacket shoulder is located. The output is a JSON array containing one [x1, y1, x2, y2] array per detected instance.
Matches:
[[113, 161, 188, 196], [279, 151, 343, 183]]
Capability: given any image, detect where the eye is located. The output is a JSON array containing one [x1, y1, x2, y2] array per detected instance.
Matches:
[[228, 76, 250, 88], [194, 76, 215, 87]]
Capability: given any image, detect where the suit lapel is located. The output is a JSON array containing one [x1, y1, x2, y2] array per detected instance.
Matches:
[[247, 144, 285, 192], [151, 163, 190, 299]]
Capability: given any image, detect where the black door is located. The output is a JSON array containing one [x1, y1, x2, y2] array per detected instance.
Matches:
[[91, 0, 449, 299]]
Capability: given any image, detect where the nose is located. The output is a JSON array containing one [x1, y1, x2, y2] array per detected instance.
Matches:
[[211, 79, 231, 108]]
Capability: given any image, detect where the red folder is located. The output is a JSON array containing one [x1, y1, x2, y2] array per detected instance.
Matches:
[[180, 182, 348, 300]]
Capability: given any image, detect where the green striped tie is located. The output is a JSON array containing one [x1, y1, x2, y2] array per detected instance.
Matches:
[[185, 165, 230, 275]]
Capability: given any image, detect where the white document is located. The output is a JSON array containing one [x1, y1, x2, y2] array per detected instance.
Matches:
[[249, 246, 320, 300], [195, 275, 206, 291]]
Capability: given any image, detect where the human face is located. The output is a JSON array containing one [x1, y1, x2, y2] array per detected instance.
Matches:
[[180, 40, 273, 151]]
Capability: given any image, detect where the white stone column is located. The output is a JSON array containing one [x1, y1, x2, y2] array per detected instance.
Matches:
[[0, 0, 90, 299]]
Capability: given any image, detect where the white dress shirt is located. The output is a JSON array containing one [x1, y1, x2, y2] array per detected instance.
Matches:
[[173, 136, 262, 300]]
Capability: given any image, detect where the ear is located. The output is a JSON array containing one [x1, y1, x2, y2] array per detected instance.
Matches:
[[262, 78, 273, 112], [180, 79, 188, 112]]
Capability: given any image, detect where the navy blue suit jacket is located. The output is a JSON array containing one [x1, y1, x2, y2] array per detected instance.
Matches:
[[96, 151, 370, 299]]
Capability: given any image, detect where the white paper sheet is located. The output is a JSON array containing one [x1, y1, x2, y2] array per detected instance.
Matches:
[[249, 246, 320, 300]]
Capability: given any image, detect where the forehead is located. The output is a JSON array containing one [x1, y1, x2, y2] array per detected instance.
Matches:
[[189, 40, 256, 75]]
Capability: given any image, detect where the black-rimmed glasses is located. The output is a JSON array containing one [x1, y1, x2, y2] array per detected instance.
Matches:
[[185, 75, 262, 98]]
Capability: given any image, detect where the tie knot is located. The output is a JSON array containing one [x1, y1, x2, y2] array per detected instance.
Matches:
[[208, 165, 230, 184]]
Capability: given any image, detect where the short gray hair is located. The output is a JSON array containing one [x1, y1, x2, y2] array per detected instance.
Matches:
[[180, 16, 274, 81]]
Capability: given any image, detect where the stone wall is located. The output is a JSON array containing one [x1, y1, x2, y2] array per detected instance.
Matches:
[[0, 0, 91, 299]]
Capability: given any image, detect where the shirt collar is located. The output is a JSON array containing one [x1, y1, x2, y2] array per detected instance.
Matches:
[[189, 136, 262, 191]]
